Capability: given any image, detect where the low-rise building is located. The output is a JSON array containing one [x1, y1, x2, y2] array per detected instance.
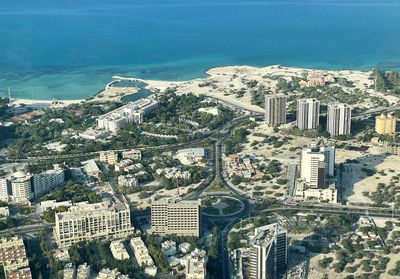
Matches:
[[95, 268, 129, 279], [118, 175, 138, 188], [181, 249, 208, 279], [81, 160, 101, 176], [0, 206, 9, 217], [99, 151, 118, 165], [110, 241, 130, 260], [40, 200, 72, 212], [179, 242, 191, 253], [129, 237, 155, 267], [122, 150, 141, 160], [77, 263, 90, 279], [176, 148, 205, 165], [63, 263, 76, 279], [161, 240, 176, 257], [79, 129, 109, 140]]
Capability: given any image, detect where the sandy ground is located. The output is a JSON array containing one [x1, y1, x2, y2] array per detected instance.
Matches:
[[338, 146, 400, 204], [11, 98, 84, 108], [12, 65, 399, 114]]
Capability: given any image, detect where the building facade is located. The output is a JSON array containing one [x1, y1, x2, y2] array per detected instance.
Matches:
[[249, 223, 287, 279], [327, 104, 351, 137], [9, 172, 33, 202], [151, 198, 201, 237], [296, 99, 320, 130], [0, 236, 32, 279], [375, 113, 397, 134], [130, 237, 155, 267], [110, 241, 130, 260], [99, 151, 118, 165], [264, 95, 286, 126], [0, 178, 11, 201], [55, 201, 134, 248], [33, 168, 64, 198], [300, 146, 335, 188], [122, 150, 142, 160], [97, 96, 158, 132]]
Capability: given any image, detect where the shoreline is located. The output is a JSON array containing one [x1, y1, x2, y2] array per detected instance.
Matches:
[[2, 64, 388, 108]]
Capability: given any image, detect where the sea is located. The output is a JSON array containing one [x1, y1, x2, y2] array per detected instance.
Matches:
[[1, 0, 400, 100]]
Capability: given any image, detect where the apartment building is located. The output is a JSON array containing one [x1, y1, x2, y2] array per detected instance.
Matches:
[[122, 149, 142, 160], [77, 263, 91, 279], [97, 96, 158, 132], [183, 249, 208, 279], [249, 223, 287, 279], [0, 236, 26, 263], [264, 95, 286, 126], [300, 145, 335, 188], [118, 175, 138, 188], [327, 103, 351, 137], [54, 201, 134, 248], [33, 167, 64, 198], [0, 236, 32, 279], [0, 178, 11, 201], [129, 237, 155, 267], [95, 268, 129, 279], [9, 171, 32, 202], [110, 240, 130, 260], [99, 151, 118, 165], [375, 113, 397, 134], [151, 198, 201, 237], [296, 98, 320, 130]]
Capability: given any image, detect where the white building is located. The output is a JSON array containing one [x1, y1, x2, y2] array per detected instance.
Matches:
[[63, 263, 76, 279], [122, 150, 141, 160], [198, 107, 219, 116], [296, 99, 320, 130], [40, 200, 72, 212], [81, 160, 101, 176], [97, 96, 158, 132], [77, 263, 90, 279], [110, 240, 130, 260], [33, 167, 64, 198], [95, 268, 129, 279], [179, 242, 191, 253], [180, 249, 207, 279], [0, 178, 10, 201], [9, 171, 33, 202], [118, 175, 138, 188], [327, 103, 352, 137], [129, 237, 155, 267], [176, 148, 205, 165], [0, 206, 10, 217], [79, 129, 109, 140], [300, 145, 335, 188], [161, 240, 177, 257]]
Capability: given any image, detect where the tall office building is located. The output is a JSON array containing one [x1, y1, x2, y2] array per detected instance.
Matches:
[[375, 113, 397, 134], [249, 223, 287, 279], [55, 201, 134, 248], [327, 104, 351, 137], [265, 95, 286, 126], [300, 146, 335, 188], [151, 198, 201, 237], [296, 99, 320, 130]]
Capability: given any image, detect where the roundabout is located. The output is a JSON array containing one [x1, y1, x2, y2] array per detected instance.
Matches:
[[201, 196, 244, 217]]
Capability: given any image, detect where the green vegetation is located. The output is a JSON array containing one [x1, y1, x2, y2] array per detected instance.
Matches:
[[42, 206, 68, 223], [371, 68, 400, 95], [0, 217, 16, 230], [19, 207, 31, 215], [224, 127, 249, 155], [207, 227, 221, 279], [220, 197, 242, 215], [142, 234, 170, 274], [42, 180, 101, 204], [205, 180, 228, 192]]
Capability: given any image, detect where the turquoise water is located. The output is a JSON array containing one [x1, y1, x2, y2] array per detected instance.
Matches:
[[1, 0, 400, 100]]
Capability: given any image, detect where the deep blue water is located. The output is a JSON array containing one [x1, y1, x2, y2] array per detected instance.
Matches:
[[1, 0, 400, 100]]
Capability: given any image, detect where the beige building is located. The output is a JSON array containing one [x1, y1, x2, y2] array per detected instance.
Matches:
[[0, 236, 32, 279], [129, 237, 155, 267], [110, 240, 130, 260], [55, 201, 134, 248], [151, 198, 201, 237], [375, 113, 397, 134], [99, 151, 118, 165], [122, 149, 142, 160]]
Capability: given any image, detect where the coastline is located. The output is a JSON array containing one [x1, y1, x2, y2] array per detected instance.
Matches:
[[7, 64, 399, 112]]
